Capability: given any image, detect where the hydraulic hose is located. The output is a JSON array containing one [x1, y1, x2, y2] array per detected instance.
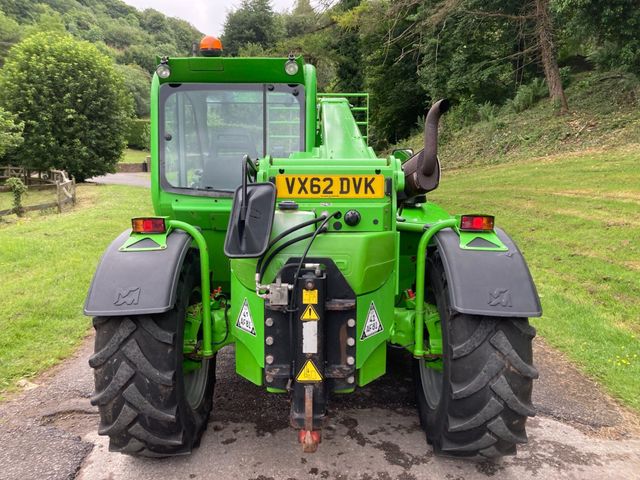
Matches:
[[286, 213, 337, 379], [256, 214, 329, 276], [289, 212, 338, 310], [258, 231, 315, 281]]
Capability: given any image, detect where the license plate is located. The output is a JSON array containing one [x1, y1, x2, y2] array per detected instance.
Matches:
[[275, 175, 385, 199]]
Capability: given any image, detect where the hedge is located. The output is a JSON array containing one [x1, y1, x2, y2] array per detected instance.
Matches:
[[127, 118, 150, 150]]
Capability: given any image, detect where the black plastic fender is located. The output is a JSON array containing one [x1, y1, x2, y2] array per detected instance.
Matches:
[[433, 228, 542, 317], [84, 229, 192, 316]]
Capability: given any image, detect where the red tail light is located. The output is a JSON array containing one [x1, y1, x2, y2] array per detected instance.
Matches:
[[132, 217, 166, 234], [460, 215, 495, 232]]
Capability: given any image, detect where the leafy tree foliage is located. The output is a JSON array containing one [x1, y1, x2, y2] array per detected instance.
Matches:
[[285, 0, 316, 38], [329, 0, 364, 93], [116, 64, 151, 118], [0, 106, 23, 159], [0, 11, 21, 66], [335, 0, 427, 146], [0, 33, 133, 180], [0, 0, 202, 78], [222, 0, 283, 56], [554, 0, 640, 71]]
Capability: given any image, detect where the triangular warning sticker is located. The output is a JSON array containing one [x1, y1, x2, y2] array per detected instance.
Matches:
[[300, 304, 320, 321], [235, 298, 256, 336], [360, 302, 384, 340], [296, 359, 322, 383]]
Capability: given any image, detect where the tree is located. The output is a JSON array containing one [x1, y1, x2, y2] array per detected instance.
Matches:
[[554, 0, 640, 72], [337, 0, 428, 146], [116, 64, 151, 117], [534, 0, 568, 112], [118, 43, 157, 72], [285, 0, 317, 37], [329, 0, 364, 92], [0, 33, 133, 181], [0, 107, 23, 161], [64, 9, 104, 43], [222, 0, 283, 56], [393, 0, 569, 112], [0, 11, 21, 66]]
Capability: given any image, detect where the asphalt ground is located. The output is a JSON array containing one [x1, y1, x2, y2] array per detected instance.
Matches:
[[87, 172, 151, 188], [0, 335, 638, 480]]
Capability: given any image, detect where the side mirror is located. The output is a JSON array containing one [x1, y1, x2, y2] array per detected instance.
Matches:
[[224, 182, 276, 258]]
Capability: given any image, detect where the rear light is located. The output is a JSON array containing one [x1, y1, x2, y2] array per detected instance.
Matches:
[[459, 215, 495, 232], [132, 217, 166, 234]]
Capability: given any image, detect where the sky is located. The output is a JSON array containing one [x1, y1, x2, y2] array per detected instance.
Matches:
[[121, 0, 299, 37]]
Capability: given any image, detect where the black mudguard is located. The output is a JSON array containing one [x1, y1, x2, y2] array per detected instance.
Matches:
[[433, 228, 542, 317], [84, 229, 192, 316]]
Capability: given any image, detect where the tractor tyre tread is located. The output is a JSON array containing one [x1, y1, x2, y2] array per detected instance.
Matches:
[[416, 254, 537, 458], [90, 258, 214, 457]]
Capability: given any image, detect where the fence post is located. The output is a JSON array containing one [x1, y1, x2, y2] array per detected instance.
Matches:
[[56, 181, 62, 213]]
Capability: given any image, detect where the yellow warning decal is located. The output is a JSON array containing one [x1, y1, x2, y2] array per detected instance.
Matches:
[[296, 359, 322, 383], [301, 304, 320, 321], [302, 289, 318, 305]]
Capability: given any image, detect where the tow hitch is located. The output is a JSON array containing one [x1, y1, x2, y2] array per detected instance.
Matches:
[[298, 385, 322, 452], [263, 260, 358, 452], [290, 269, 327, 452]]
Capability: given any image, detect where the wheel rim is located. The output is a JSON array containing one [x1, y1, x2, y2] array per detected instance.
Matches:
[[419, 360, 443, 410], [184, 358, 209, 409]]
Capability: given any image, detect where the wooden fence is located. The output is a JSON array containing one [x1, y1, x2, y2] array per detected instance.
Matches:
[[0, 167, 76, 217]]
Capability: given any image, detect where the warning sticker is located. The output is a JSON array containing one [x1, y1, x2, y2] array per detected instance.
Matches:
[[360, 302, 384, 340], [296, 359, 323, 382], [300, 304, 320, 321], [302, 289, 318, 305], [235, 298, 256, 336]]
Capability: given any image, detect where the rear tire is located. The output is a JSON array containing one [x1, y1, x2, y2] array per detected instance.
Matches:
[[89, 258, 215, 457], [415, 253, 538, 458]]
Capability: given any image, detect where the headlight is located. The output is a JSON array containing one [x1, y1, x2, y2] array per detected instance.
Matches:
[[285, 59, 299, 76], [156, 63, 171, 79]]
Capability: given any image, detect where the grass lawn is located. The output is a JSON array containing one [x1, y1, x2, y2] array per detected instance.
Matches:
[[430, 144, 640, 411], [120, 148, 149, 164], [0, 188, 58, 212], [0, 184, 151, 398]]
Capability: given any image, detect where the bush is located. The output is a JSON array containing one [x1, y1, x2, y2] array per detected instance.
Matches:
[[5, 177, 26, 216], [0, 32, 133, 181], [505, 78, 549, 113], [444, 97, 479, 131], [477, 102, 499, 123], [127, 118, 150, 150]]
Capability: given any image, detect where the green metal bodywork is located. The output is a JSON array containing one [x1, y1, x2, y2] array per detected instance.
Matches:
[[113, 54, 503, 389]]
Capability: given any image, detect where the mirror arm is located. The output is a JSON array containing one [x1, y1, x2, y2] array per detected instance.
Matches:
[[240, 155, 257, 223]]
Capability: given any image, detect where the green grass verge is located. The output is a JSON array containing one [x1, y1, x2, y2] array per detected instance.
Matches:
[[430, 145, 640, 411], [120, 148, 149, 164], [0, 184, 151, 398]]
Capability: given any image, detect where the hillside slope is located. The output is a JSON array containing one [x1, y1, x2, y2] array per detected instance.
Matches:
[[399, 72, 640, 170], [0, 0, 201, 71]]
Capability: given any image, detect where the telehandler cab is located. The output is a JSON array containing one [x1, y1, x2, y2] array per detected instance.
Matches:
[[85, 36, 541, 458]]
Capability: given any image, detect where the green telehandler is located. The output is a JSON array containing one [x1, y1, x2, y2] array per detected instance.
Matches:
[[85, 37, 541, 458]]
